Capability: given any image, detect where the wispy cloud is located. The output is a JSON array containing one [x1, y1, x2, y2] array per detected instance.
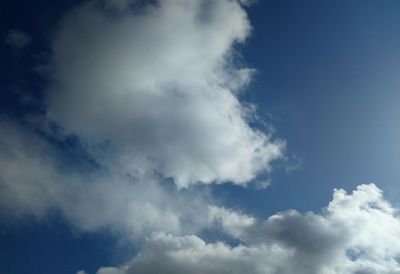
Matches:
[[5, 29, 31, 49], [0, 119, 209, 237]]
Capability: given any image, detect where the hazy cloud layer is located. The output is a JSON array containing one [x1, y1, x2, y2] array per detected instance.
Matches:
[[89, 184, 400, 274], [5, 29, 31, 49], [0, 119, 209, 237], [46, 0, 283, 187]]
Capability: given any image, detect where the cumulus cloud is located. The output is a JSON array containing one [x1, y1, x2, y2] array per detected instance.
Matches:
[[88, 184, 400, 274], [208, 205, 255, 239], [5, 29, 31, 49], [0, 119, 209, 237], [0, 0, 283, 241], [0, 0, 285, 239], [45, 0, 284, 187], [5, 2, 397, 274]]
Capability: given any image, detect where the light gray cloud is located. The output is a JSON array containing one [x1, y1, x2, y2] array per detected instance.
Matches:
[[0, 0, 283, 240], [5, 29, 31, 49], [0, 119, 209, 237], [45, 0, 284, 188], [89, 184, 400, 274]]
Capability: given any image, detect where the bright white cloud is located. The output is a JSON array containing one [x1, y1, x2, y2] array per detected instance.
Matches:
[[88, 184, 400, 274], [46, 0, 284, 188]]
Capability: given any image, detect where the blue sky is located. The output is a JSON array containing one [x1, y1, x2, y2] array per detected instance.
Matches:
[[217, 0, 400, 216], [1, 1, 400, 274]]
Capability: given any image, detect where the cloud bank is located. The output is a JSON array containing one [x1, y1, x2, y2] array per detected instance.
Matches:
[[89, 184, 400, 274]]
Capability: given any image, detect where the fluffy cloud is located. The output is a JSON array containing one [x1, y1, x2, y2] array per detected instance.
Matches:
[[0, 0, 283, 241], [45, 0, 284, 187], [5, 1, 398, 274], [0, 0, 283, 240], [208, 205, 255, 239], [0, 119, 209, 237], [88, 184, 400, 274]]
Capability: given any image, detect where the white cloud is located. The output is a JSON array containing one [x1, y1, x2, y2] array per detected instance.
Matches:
[[88, 184, 400, 274], [45, 0, 284, 188], [5, 29, 31, 49], [0, 0, 284, 240], [0, 119, 209, 237], [5, 2, 397, 274], [208, 205, 255, 239]]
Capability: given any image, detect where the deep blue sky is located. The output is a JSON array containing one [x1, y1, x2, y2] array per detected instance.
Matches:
[[215, 0, 400, 217], [2, 1, 400, 273]]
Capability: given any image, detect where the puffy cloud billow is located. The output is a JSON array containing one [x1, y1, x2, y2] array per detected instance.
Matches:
[[0, 0, 283, 239], [87, 184, 400, 274], [46, 0, 284, 187], [0, 0, 282, 236], [1, 1, 399, 274]]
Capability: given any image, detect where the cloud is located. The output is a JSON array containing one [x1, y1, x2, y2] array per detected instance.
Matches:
[[0, 119, 209, 237], [5, 2, 398, 274], [208, 205, 255, 239], [45, 0, 284, 188], [88, 184, 400, 274], [0, 0, 283, 242], [5, 29, 31, 49], [0, 0, 284, 241]]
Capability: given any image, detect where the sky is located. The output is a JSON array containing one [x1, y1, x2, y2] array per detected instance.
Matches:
[[1, 1, 400, 274]]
